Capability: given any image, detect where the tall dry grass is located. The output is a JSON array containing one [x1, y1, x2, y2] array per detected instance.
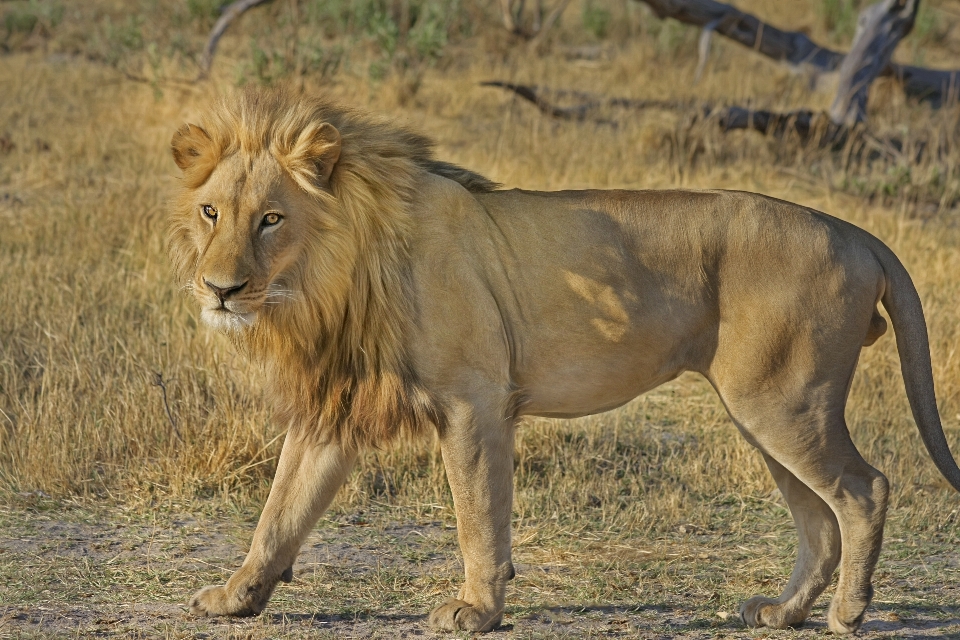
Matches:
[[1, 0, 959, 547]]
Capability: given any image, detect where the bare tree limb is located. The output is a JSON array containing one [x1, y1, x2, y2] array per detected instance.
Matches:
[[717, 106, 848, 146], [484, 80, 857, 145], [830, 0, 919, 125], [485, 80, 955, 169], [487, 80, 955, 177], [481, 80, 691, 119], [482, 81, 601, 119], [198, 0, 274, 80], [633, 0, 960, 107]]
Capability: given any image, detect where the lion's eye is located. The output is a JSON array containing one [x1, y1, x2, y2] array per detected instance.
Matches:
[[201, 205, 218, 222], [262, 212, 282, 227]]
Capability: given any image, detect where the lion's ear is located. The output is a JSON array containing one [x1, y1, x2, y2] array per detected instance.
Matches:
[[284, 122, 342, 190], [171, 123, 214, 172]]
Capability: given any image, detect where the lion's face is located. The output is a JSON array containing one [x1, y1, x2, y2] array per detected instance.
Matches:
[[170, 120, 342, 334], [182, 154, 304, 331]]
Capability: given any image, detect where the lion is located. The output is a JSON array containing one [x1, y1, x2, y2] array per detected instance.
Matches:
[[168, 87, 960, 634]]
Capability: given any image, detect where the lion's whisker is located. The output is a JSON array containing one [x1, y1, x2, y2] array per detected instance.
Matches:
[[264, 291, 296, 300]]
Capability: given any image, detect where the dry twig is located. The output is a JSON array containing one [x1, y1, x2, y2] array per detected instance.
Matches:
[[151, 372, 181, 443]]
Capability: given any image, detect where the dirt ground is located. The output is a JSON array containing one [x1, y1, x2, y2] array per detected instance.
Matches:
[[2, 500, 960, 639]]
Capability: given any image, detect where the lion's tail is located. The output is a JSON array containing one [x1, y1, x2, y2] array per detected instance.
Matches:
[[873, 238, 960, 492]]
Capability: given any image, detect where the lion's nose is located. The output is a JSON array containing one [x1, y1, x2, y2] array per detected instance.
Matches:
[[203, 278, 248, 305]]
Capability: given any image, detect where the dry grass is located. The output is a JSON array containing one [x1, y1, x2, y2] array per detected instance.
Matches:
[[2, 0, 960, 637]]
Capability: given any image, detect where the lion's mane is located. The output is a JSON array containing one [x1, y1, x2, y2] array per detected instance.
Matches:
[[169, 88, 498, 448]]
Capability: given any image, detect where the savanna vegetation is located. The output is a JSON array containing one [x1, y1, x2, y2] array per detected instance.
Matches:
[[1, 0, 960, 637]]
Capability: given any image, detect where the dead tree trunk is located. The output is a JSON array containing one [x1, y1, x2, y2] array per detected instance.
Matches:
[[830, 0, 919, 125], [633, 0, 959, 107]]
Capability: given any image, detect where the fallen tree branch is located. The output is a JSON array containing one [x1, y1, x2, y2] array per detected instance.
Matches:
[[633, 0, 960, 107], [717, 107, 848, 146], [481, 81, 691, 120], [484, 80, 852, 145], [198, 0, 274, 80], [483, 80, 949, 164]]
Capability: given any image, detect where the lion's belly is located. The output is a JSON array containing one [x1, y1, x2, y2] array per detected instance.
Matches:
[[516, 332, 690, 418], [522, 371, 680, 419]]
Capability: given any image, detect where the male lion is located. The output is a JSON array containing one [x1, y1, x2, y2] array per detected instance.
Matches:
[[169, 88, 960, 634]]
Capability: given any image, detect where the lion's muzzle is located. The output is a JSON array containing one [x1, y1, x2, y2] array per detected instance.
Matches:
[[203, 278, 248, 306]]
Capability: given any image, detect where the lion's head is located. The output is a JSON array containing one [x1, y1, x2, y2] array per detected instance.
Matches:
[[170, 121, 338, 332], [168, 88, 492, 445], [169, 91, 395, 341]]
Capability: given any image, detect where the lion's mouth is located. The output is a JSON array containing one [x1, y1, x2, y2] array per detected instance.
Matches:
[[194, 284, 290, 332], [200, 304, 258, 332]]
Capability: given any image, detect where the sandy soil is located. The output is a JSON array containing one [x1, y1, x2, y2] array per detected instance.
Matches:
[[2, 504, 959, 639]]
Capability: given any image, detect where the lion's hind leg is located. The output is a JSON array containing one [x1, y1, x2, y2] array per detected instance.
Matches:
[[739, 453, 841, 629], [710, 258, 890, 633], [726, 401, 888, 634]]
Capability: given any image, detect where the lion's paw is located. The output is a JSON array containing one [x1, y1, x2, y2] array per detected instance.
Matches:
[[739, 596, 806, 629], [827, 602, 866, 634], [827, 613, 862, 635], [826, 585, 871, 634], [188, 585, 256, 618], [428, 597, 502, 632]]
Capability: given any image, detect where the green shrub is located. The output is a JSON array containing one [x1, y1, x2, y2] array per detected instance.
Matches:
[[3, 0, 63, 37], [408, 2, 448, 58], [583, 0, 611, 39]]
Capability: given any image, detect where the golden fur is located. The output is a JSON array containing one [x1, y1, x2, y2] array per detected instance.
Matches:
[[169, 89, 494, 449], [170, 88, 960, 635]]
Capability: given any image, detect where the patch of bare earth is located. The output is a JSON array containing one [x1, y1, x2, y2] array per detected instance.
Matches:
[[2, 501, 959, 639]]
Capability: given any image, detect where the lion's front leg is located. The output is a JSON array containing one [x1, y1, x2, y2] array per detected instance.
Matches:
[[189, 431, 356, 617], [428, 400, 516, 633]]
